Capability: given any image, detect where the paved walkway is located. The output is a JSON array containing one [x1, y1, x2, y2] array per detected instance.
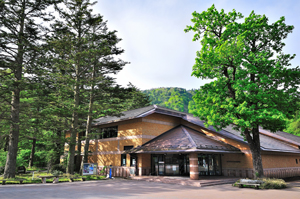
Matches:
[[0, 178, 300, 199], [131, 176, 239, 187]]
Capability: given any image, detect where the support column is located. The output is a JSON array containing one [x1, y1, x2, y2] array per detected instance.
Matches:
[[189, 153, 199, 180]]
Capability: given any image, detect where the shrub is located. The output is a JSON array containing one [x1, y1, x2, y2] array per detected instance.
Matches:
[[0, 166, 4, 174], [51, 170, 63, 176], [0, 150, 7, 167], [51, 164, 66, 173], [233, 178, 287, 189], [260, 178, 287, 189]]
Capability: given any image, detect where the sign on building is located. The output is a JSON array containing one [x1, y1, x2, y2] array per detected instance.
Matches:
[[83, 163, 98, 175]]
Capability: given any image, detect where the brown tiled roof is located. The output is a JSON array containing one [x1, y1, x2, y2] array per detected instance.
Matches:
[[273, 131, 300, 145], [128, 125, 241, 154], [93, 105, 187, 126], [93, 105, 156, 126], [93, 105, 300, 154]]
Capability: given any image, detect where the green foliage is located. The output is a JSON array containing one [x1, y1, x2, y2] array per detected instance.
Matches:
[[143, 87, 195, 113], [233, 178, 287, 189], [51, 170, 63, 176], [0, 150, 7, 167], [285, 110, 300, 136], [51, 164, 66, 173], [85, 175, 105, 180], [123, 83, 151, 111], [185, 4, 300, 133], [16, 149, 31, 168], [260, 178, 287, 189], [185, 4, 300, 177], [0, 0, 62, 178]]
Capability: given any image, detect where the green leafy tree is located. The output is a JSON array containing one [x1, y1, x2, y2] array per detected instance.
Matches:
[[143, 87, 194, 113], [185, 5, 300, 178], [285, 104, 300, 136]]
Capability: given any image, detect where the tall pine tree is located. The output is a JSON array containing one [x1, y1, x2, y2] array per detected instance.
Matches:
[[0, 0, 61, 178]]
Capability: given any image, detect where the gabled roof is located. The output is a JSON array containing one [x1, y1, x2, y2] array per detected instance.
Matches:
[[93, 105, 187, 126], [93, 105, 156, 126], [93, 105, 300, 154], [128, 125, 241, 154]]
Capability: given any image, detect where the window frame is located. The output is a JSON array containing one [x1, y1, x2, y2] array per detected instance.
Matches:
[[121, 154, 126, 166], [92, 126, 118, 139]]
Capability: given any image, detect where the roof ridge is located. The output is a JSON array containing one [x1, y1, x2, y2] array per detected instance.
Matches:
[[182, 125, 241, 150], [181, 126, 197, 148], [259, 128, 300, 147]]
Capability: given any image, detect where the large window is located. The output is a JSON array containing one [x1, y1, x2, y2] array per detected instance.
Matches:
[[92, 126, 118, 139]]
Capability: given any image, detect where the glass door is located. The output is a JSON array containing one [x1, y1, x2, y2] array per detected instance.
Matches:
[[198, 155, 209, 175], [198, 154, 222, 176], [151, 154, 164, 175], [158, 155, 164, 175]]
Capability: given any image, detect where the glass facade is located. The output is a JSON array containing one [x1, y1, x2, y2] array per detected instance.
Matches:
[[151, 153, 222, 176], [151, 154, 190, 176], [198, 154, 221, 176]]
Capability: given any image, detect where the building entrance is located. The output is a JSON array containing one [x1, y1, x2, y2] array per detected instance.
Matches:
[[198, 154, 222, 176], [151, 154, 190, 176], [151, 153, 222, 176]]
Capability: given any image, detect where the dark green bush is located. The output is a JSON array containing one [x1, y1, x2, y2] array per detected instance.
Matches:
[[51, 170, 63, 176], [260, 178, 287, 189], [0, 150, 7, 168], [0, 166, 4, 174], [51, 164, 66, 173], [233, 178, 287, 189]]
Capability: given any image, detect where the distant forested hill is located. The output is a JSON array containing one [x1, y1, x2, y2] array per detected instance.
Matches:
[[142, 87, 196, 113], [143, 87, 300, 136]]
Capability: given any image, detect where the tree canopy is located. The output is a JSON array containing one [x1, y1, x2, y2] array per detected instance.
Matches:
[[185, 5, 300, 178]]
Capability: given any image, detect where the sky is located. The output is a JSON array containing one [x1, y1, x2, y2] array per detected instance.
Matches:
[[94, 0, 300, 90]]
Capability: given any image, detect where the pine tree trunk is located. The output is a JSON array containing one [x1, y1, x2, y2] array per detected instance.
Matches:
[[54, 130, 62, 165], [79, 68, 95, 174], [28, 138, 36, 168], [67, 83, 79, 174], [244, 126, 264, 179], [3, 4, 25, 177], [79, 91, 94, 174], [66, 47, 81, 174], [75, 133, 82, 172], [4, 88, 21, 178]]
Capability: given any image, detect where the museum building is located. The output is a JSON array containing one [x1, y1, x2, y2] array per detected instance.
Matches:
[[75, 105, 300, 179]]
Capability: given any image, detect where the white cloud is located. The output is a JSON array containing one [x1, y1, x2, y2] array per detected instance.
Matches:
[[95, 0, 300, 90]]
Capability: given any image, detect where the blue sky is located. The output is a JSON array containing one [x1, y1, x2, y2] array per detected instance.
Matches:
[[95, 0, 300, 90]]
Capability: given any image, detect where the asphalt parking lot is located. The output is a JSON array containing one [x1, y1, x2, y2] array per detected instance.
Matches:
[[1, 178, 300, 199]]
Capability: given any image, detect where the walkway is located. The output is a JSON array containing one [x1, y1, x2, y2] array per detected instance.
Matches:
[[1, 178, 300, 199], [130, 176, 239, 187]]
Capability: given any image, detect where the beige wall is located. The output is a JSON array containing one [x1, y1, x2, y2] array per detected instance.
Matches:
[[262, 153, 300, 168], [67, 112, 300, 174], [222, 153, 253, 169], [88, 154, 120, 166], [85, 114, 179, 167]]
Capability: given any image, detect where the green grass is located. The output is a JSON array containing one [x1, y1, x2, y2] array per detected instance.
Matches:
[[0, 172, 106, 184]]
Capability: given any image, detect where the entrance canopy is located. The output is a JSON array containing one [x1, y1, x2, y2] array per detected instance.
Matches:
[[128, 125, 242, 154]]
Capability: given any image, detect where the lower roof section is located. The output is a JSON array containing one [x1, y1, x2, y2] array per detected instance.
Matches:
[[127, 125, 242, 154]]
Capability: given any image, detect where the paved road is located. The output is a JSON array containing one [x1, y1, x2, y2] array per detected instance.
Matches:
[[0, 178, 300, 199]]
